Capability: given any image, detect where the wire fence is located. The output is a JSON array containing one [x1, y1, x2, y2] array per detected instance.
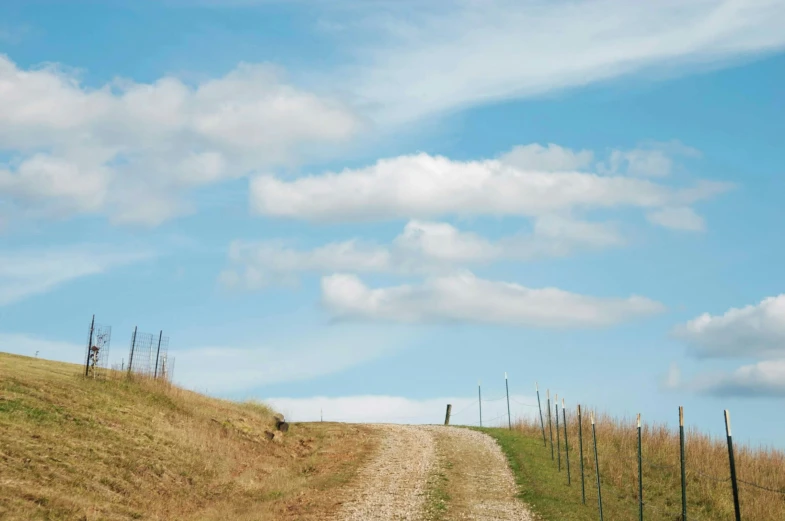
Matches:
[[443, 378, 785, 521]]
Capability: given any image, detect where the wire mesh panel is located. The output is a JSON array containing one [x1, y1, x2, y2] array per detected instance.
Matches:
[[152, 334, 169, 378], [84, 322, 111, 379], [157, 353, 175, 382], [127, 331, 155, 377]]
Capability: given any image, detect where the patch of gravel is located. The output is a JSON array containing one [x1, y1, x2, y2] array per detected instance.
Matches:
[[332, 424, 437, 521], [427, 426, 535, 521]]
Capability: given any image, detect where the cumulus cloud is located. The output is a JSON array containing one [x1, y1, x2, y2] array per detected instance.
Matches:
[[0, 55, 359, 225], [348, 0, 785, 123], [321, 272, 665, 327], [220, 217, 623, 288], [675, 361, 785, 397], [498, 143, 594, 172], [692, 360, 785, 397], [265, 394, 538, 425], [646, 207, 706, 232], [674, 295, 785, 359], [250, 151, 730, 223], [0, 245, 154, 305]]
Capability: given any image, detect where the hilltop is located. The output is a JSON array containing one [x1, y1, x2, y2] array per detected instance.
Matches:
[[0, 352, 373, 520]]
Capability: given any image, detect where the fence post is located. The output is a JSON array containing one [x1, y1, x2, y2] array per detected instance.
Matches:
[[556, 395, 562, 471], [478, 381, 483, 427], [127, 326, 137, 376], [679, 406, 687, 521], [153, 330, 163, 379], [591, 411, 603, 521], [725, 410, 741, 521], [638, 413, 643, 521], [84, 314, 95, 377], [547, 390, 554, 460], [444, 404, 452, 426], [578, 404, 586, 504], [505, 372, 512, 430], [563, 399, 571, 485], [536, 382, 546, 446]]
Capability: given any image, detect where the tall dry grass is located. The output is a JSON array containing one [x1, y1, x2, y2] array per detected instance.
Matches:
[[514, 409, 785, 520], [0, 352, 373, 520]]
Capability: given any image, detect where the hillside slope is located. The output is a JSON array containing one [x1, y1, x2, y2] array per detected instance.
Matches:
[[0, 353, 373, 521]]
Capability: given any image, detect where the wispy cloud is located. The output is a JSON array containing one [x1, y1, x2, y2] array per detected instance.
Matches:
[[220, 216, 623, 289], [265, 393, 538, 425], [0, 246, 154, 305], [347, 0, 785, 123], [170, 325, 407, 395], [0, 333, 84, 364], [321, 272, 665, 327]]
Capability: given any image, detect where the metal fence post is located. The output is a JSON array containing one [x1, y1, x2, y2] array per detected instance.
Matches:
[[679, 406, 687, 521], [578, 404, 586, 504], [638, 413, 643, 521], [591, 411, 603, 521], [563, 399, 571, 485], [479, 381, 483, 427], [725, 410, 742, 521], [556, 395, 562, 471], [153, 330, 163, 379], [505, 372, 512, 430], [127, 326, 137, 376], [547, 390, 554, 460], [536, 382, 546, 446], [84, 314, 95, 377]]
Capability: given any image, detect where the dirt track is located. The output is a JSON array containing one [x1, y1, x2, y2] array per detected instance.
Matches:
[[332, 424, 534, 521]]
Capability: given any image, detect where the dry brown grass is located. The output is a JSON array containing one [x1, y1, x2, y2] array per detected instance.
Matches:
[[0, 352, 375, 521], [514, 407, 785, 520]]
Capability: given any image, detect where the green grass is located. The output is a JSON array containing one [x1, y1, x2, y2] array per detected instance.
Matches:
[[479, 427, 651, 521]]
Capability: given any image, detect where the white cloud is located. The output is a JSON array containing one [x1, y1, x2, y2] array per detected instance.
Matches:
[[321, 272, 665, 327], [646, 207, 706, 231], [250, 150, 730, 222], [170, 325, 405, 395], [0, 55, 359, 225], [348, 0, 785, 123], [0, 246, 154, 305], [0, 333, 84, 364], [674, 295, 785, 358], [498, 143, 594, 172], [680, 360, 785, 397], [264, 394, 538, 425], [220, 217, 623, 288]]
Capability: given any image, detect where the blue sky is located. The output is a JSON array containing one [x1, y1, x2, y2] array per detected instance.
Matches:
[[2, 0, 785, 447]]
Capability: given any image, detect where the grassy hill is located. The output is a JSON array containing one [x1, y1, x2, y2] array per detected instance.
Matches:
[[482, 412, 785, 521], [0, 352, 373, 521]]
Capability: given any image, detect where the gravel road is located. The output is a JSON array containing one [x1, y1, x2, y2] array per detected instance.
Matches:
[[332, 424, 533, 521]]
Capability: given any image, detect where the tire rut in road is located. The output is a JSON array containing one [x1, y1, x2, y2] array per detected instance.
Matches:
[[331, 424, 437, 521]]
